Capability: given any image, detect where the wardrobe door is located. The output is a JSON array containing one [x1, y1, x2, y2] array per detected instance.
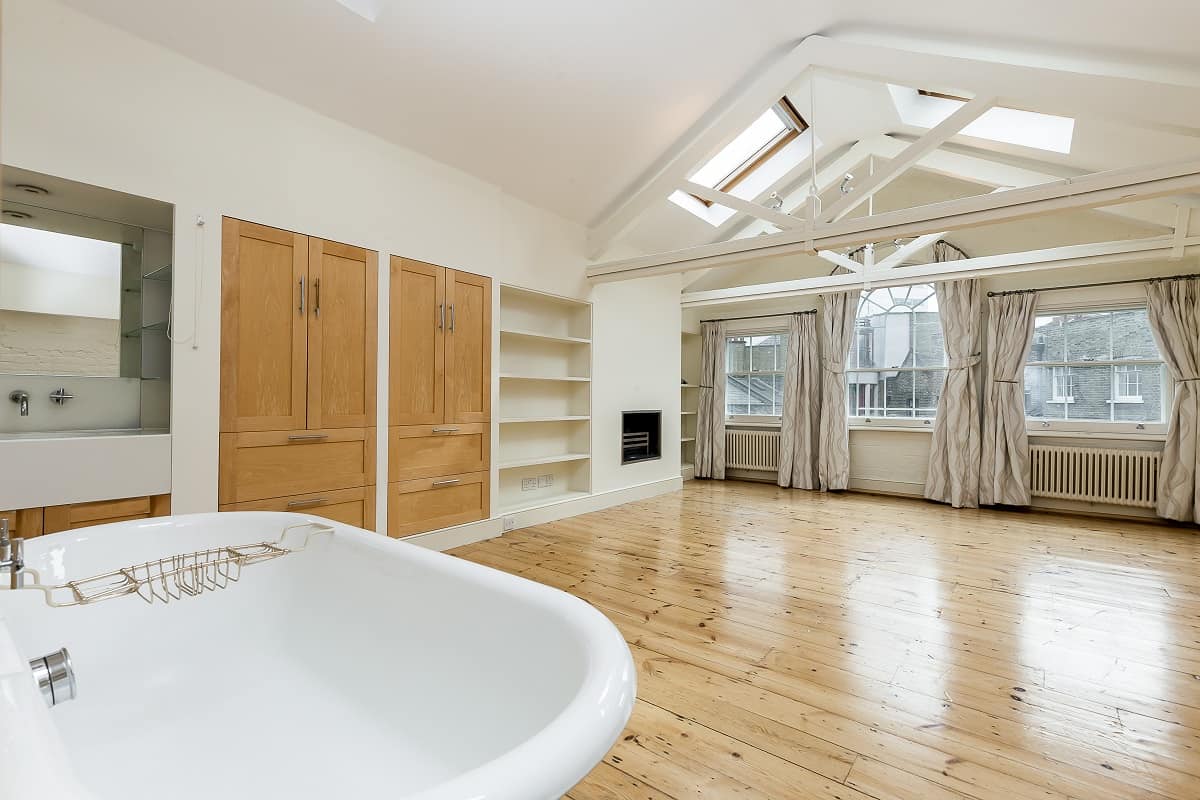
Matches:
[[390, 258, 445, 425], [445, 269, 491, 423], [220, 218, 309, 432], [308, 239, 377, 429]]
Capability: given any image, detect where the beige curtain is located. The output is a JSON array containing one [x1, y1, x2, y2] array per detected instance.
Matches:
[[696, 321, 727, 480], [1146, 278, 1200, 522], [819, 291, 858, 490], [980, 292, 1038, 506], [925, 246, 981, 508], [778, 312, 821, 489]]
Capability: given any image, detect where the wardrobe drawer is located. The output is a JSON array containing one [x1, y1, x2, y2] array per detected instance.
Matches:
[[218, 428, 376, 504], [387, 471, 489, 537], [43, 494, 171, 534], [220, 486, 376, 531], [388, 424, 489, 481]]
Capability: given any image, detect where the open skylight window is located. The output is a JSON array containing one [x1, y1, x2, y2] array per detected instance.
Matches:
[[670, 98, 812, 226], [689, 99, 808, 198], [889, 85, 1074, 154]]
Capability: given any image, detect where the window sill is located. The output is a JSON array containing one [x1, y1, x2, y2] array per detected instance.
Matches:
[[1108, 398, 1145, 404], [1027, 429, 1167, 442], [850, 423, 934, 434], [726, 419, 782, 429]]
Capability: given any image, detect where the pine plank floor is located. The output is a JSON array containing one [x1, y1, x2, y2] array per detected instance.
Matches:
[[451, 480, 1200, 800]]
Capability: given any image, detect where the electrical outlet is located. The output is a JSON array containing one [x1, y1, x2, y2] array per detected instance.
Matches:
[[502, 516, 516, 532], [538, 474, 554, 488], [520, 477, 538, 492]]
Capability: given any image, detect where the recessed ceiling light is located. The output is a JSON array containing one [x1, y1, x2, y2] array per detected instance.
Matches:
[[334, 0, 381, 22], [3, 209, 34, 220], [13, 183, 49, 196]]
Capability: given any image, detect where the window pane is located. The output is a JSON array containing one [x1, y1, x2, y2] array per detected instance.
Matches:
[[1065, 312, 1111, 362], [749, 334, 782, 371], [748, 375, 775, 416], [1112, 308, 1160, 360], [1059, 365, 1113, 421], [1114, 363, 1164, 422], [1024, 365, 1066, 419], [1030, 316, 1064, 363], [914, 370, 945, 417], [913, 315, 946, 368], [726, 338, 749, 372], [882, 374, 915, 418], [725, 374, 749, 416]]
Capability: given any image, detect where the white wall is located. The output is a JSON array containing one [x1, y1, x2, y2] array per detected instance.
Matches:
[[2, 0, 681, 514]]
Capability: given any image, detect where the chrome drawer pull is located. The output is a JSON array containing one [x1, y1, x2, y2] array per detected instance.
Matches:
[[431, 426, 460, 433], [287, 433, 328, 442], [287, 498, 328, 509], [431, 479, 460, 487]]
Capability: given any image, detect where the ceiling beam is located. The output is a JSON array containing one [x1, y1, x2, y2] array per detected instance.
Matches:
[[585, 41, 818, 258], [1172, 206, 1193, 260], [817, 250, 862, 272], [681, 181, 804, 230], [873, 231, 946, 270], [587, 156, 1200, 283], [680, 235, 1200, 307], [820, 95, 995, 224]]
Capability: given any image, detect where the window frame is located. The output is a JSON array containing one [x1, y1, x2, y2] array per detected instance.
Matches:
[[689, 97, 809, 208], [1024, 304, 1168, 436], [724, 329, 787, 424], [847, 283, 946, 429]]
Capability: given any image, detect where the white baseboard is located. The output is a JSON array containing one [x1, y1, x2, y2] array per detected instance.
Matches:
[[848, 477, 926, 497], [404, 475, 684, 552]]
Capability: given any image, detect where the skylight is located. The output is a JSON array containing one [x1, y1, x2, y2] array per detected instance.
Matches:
[[889, 85, 1075, 154], [670, 98, 813, 226]]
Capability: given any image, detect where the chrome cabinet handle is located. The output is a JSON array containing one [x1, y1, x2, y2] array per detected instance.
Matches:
[[314, 278, 321, 318], [298, 276, 306, 315], [286, 498, 327, 509], [287, 433, 328, 442], [449, 304, 456, 332], [431, 426, 460, 433], [431, 479, 460, 487], [438, 303, 444, 330]]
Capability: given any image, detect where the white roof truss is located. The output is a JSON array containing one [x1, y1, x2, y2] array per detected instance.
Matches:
[[589, 35, 1200, 286]]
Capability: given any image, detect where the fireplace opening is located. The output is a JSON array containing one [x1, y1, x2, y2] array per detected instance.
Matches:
[[621, 410, 662, 465]]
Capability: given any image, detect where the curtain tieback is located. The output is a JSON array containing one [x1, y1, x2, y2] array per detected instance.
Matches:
[[993, 379, 1020, 384], [1177, 376, 1200, 382], [822, 359, 845, 375], [947, 352, 981, 370]]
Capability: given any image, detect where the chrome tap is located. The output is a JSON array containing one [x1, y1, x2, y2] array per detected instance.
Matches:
[[0, 518, 24, 590], [8, 390, 29, 417]]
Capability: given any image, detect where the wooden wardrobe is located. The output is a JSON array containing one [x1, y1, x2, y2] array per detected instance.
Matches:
[[388, 257, 491, 536], [218, 218, 378, 529]]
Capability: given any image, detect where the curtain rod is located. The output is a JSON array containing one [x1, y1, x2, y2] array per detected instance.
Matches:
[[701, 310, 817, 323], [986, 272, 1200, 297]]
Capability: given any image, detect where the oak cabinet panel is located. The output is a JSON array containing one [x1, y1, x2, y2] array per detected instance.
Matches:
[[387, 472, 488, 537]]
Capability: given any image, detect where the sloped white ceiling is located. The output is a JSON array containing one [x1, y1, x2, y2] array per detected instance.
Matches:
[[56, 0, 1200, 226]]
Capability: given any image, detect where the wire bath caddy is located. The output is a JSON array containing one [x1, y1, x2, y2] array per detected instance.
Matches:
[[19, 521, 334, 608]]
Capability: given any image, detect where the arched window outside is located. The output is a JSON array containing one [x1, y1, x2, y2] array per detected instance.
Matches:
[[846, 284, 946, 420]]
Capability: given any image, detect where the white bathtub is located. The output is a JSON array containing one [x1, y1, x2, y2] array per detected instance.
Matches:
[[0, 512, 635, 799]]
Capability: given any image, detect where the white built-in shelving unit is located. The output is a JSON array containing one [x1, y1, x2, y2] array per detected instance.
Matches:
[[681, 331, 701, 481], [498, 285, 593, 514]]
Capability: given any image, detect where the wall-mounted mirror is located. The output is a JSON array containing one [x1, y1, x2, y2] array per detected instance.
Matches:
[[0, 167, 173, 434]]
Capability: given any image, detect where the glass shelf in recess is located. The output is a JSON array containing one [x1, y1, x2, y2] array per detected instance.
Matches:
[[123, 320, 169, 338], [142, 264, 172, 281]]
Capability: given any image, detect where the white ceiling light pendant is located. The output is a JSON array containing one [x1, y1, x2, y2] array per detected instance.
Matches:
[[334, 0, 382, 22]]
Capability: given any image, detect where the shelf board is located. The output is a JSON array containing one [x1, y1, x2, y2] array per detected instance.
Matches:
[[681, 411, 697, 416], [499, 415, 590, 424], [499, 489, 591, 516], [499, 374, 590, 382], [681, 436, 696, 443], [499, 328, 590, 345], [498, 453, 591, 470], [122, 320, 168, 338], [681, 384, 700, 390], [500, 284, 590, 308]]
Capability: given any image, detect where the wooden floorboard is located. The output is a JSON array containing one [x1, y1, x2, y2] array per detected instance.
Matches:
[[451, 480, 1200, 800]]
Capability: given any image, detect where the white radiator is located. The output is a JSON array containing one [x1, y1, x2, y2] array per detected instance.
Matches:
[[1030, 445, 1160, 508], [726, 429, 781, 471]]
